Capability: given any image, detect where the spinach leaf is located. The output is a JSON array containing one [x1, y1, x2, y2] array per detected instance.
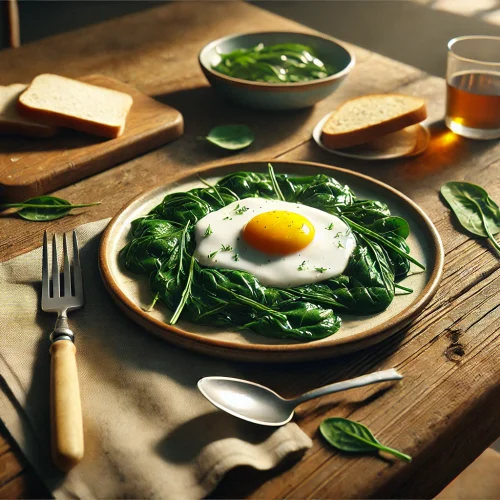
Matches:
[[187, 266, 340, 341], [202, 125, 255, 151], [441, 181, 500, 253], [340, 200, 391, 224], [0, 196, 100, 221], [320, 417, 412, 462], [344, 217, 425, 270], [365, 216, 410, 239], [151, 192, 213, 225], [385, 234, 411, 276], [217, 171, 276, 199], [120, 221, 189, 273]]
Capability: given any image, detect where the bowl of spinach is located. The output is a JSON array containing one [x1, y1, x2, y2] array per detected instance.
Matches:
[[99, 161, 444, 362], [199, 32, 354, 110]]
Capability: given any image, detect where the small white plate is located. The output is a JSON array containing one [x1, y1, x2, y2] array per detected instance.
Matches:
[[312, 111, 430, 160]]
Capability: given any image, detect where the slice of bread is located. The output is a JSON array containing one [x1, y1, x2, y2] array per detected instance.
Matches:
[[18, 74, 133, 138], [321, 94, 427, 149], [0, 84, 57, 137], [341, 124, 421, 157]]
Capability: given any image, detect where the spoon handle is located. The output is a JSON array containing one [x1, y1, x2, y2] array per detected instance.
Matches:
[[289, 368, 403, 407]]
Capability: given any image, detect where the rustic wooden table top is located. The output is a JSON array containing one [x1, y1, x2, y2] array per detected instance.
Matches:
[[0, 2, 499, 499]]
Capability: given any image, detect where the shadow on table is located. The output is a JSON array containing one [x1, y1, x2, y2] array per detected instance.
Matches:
[[156, 411, 277, 464], [0, 129, 102, 155], [153, 86, 314, 166]]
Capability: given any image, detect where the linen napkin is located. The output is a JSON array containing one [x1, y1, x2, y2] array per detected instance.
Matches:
[[0, 219, 312, 499]]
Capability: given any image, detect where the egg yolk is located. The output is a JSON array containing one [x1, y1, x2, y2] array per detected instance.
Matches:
[[242, 210, 315, 255]]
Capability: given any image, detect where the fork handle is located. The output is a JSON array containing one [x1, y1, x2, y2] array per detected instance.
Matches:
[[50, 339, 84, 471]]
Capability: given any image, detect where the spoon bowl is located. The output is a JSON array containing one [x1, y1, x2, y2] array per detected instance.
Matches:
[[198, 369, 402, 426], [198, 377, 295, 426]]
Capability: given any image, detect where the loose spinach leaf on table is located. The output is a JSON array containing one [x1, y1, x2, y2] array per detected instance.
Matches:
[[320, 417, 412, 462], [201, 125, 255, 151], [441, 181, 500, 253], [120, 165, 423, 341], [0, 196, 100, 221]]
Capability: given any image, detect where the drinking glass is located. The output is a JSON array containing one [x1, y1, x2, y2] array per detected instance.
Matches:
[[446, 35, 500, 140]]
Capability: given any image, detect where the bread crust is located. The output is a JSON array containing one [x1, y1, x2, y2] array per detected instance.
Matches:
[[17, 100, 125, 139], [321, 94, 427, 149]]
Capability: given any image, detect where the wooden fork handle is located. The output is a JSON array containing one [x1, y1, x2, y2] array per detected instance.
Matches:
[[50, 340, 84, 471]]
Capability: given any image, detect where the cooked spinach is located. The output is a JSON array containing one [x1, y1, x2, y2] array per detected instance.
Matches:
[[120, 165, 423, 341], [212, 43, 334, 83], [320, 417, 412, 462], [0, 196, 100, 221], [202, 125, 255, 151], [441, 181, 500, 253]]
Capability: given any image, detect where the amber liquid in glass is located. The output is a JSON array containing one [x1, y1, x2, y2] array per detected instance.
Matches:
[[446, 71, 500, 130]]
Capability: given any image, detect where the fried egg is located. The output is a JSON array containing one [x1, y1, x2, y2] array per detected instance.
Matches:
[[194, 198, 356, 288]]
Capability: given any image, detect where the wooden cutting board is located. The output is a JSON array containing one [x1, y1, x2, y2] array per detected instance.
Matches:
[[0, 74, 183, 202]]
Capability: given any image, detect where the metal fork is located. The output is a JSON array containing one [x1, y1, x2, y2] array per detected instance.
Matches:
[[42, 231, 84, 471]]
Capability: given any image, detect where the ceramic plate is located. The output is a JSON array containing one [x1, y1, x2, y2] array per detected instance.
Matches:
[[99, 161, 443, 362], [312, 112, 430, 160]]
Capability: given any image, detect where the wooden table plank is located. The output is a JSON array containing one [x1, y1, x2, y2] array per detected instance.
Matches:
[[0, 2, 499, 499]]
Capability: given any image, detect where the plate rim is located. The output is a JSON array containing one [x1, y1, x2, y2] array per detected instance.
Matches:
[[99, 160, 444, 362]]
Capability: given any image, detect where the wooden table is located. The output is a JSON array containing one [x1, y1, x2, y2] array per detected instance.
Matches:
[[0, 2, 499, 498]]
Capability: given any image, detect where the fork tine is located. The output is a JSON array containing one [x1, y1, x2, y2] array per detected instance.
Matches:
[[63, 233, 72, 297], [42, 231, 50, 302], [52, 234, 60, 298], [73, 231, 83, 299]]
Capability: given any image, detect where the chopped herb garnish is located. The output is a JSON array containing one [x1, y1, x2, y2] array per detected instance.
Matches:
[[235, 205, 249, 215], [208, 250, 219, 259], [233, 253, 240, 261], [315, 267, 327, 273], [326, 223, 334, 230], [337, 241, 344, 248], [204, 225, 213, 237], [221, 244, 233, 251], [223, 216, 233, 221], [298, 261, 307, 271]]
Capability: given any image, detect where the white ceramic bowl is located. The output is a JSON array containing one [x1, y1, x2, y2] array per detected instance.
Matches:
[[199, 31, 355, 110]]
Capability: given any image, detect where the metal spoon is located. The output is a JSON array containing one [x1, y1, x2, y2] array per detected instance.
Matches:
[[198, 368, 402, 426]]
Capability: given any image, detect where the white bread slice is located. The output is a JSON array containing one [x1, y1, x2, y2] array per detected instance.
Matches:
[[321, 94, 427, 149], [0, 84, 57, 137], [17, 74, 133, 139]]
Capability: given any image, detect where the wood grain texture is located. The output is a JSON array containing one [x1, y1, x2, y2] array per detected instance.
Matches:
[[0, 2, 498, 499], [0, 74, 183, 202]]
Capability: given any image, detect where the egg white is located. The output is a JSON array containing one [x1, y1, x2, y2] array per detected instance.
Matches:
[[194, 198, 356, 288]]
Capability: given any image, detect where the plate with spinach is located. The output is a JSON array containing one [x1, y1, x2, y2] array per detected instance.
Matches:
[[99, 161, 443, 362]]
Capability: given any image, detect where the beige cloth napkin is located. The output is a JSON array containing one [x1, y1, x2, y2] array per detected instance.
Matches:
[[0, 219, 312, 499]]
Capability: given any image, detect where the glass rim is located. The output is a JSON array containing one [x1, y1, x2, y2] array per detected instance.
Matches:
[[448, 35, 500, 66]]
